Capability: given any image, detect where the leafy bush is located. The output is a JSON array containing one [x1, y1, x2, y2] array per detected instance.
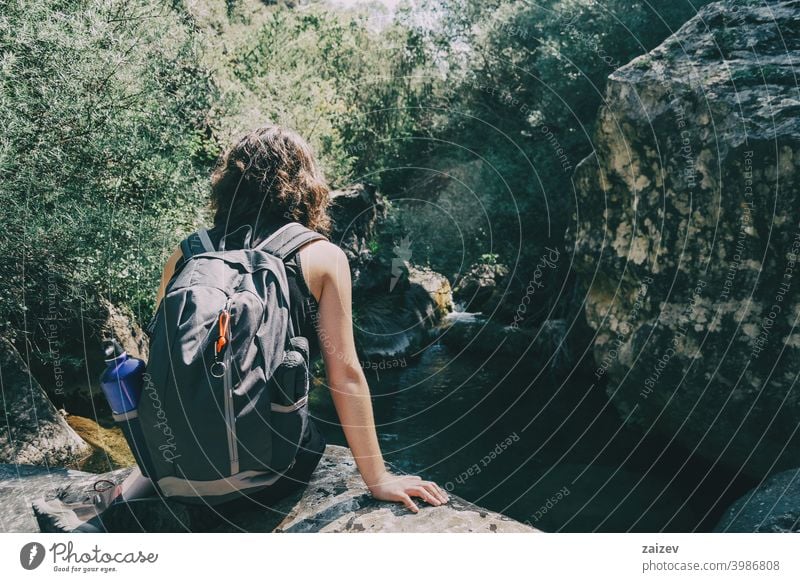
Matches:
[[206, 2, 437, 187], [0, 0, 439, 384], [0, 0, 215, 373]]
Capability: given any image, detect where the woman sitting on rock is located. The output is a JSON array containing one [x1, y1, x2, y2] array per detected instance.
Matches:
[[153, 124, 449, 515]]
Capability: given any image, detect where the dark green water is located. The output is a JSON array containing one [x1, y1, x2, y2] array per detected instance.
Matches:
[[309, 334, 754, 532]]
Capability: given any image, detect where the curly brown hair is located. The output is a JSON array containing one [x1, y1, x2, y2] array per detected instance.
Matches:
[[210, 125, 332, 236]]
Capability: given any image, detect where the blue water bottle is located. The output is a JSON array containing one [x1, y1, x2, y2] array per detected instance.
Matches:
[[99, 339, 156, 479], [100, 339, 145, 414]]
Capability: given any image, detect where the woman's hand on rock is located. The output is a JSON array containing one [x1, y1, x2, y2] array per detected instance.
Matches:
[[367, 472, 450, 513]]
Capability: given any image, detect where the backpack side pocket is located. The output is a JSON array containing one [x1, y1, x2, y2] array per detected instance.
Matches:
[[266, 336, 310, 471]]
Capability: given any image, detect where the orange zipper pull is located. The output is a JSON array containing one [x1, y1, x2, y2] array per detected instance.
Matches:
[[215, 309, 230, 354]]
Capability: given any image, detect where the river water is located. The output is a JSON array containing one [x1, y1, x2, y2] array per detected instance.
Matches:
[[308, 322, 754, 532]]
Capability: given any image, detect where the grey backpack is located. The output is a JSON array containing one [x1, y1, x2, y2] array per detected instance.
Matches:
[[140, 222, 326, 505]]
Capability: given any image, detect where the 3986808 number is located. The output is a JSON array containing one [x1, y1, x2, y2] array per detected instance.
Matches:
[[731, 560, 780, 571]]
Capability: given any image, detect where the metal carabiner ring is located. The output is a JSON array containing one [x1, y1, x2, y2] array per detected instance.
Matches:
[[210, 361, 226, 378], [92, 479, 116, 493]]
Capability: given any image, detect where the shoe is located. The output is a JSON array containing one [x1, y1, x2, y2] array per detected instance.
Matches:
[[32, 467, 156, 533]]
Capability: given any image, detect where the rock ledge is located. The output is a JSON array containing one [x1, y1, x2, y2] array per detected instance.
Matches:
[[1, 445, 539, 533]]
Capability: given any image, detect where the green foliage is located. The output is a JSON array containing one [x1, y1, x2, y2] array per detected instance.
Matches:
[[480, 253, 499, 266], [0, 0, 214, 367], [0, 0, 715, 382], [0, 0, 439, 379], [207, 3, 437, 187]]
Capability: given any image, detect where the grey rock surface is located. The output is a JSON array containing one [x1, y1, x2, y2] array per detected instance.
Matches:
[[569, 0, 800, 478], [453, 261, 509, 313], [0, 464, 109, 533], [2, 446, 539, 533], [714, 468, 800, 532], [270, 445, 537, 533]]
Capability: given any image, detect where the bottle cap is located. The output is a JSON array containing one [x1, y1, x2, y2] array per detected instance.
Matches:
[[102, 338, 126, 361]]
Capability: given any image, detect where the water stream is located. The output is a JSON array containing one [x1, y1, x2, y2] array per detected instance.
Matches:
[[309, 315, 754, 532]]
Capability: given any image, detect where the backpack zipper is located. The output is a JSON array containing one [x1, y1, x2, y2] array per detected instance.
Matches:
[[217, 297, 239, 475], [223, 344, 239, 475]]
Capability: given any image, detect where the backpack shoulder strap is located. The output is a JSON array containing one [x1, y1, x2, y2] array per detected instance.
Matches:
[[180, 228, 216, 260], [147, 229, 215, 337], [254, 222, 327, 260]]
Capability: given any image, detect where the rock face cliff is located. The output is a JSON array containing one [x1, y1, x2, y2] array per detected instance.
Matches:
[[570, 0, 800, 479], [1, 445, 538, 533], [714, 467, 800, 532]]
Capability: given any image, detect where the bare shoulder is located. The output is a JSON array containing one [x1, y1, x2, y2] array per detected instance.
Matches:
[[298, 239, 350, 300], [300, 238, 345, 263]]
